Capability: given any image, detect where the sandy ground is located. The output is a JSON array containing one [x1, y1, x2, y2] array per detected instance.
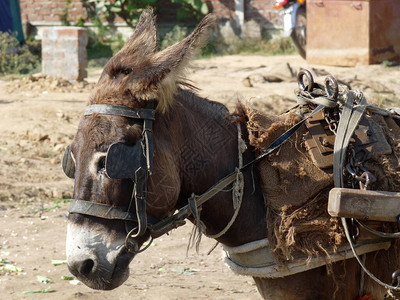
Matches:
[[0, 54, 400, 299]]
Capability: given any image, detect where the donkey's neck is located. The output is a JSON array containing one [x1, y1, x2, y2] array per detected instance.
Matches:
[[171, 90, 268, 247]]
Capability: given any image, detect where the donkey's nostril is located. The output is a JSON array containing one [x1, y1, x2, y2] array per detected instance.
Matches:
[[78, 259, 95, 276]]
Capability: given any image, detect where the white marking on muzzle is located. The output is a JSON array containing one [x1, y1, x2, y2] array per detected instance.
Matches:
[[66, 222, 124, 271]]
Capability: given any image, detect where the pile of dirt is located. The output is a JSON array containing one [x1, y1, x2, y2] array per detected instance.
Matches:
[[6, 74, 96, 94]]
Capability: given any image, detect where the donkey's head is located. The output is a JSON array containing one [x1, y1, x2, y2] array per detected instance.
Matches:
[[65, 10, 215, 290]]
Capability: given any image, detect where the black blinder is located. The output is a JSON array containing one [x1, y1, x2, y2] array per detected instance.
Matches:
[[105, 142, 144, 180], [62, 144, 75, 179]]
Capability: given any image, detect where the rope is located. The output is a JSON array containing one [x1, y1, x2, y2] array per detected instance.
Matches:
[[341, 218, 400, 291], [189, 123, 245, 253], [207, 123, 245, 239], [222, 238, 269, 254]]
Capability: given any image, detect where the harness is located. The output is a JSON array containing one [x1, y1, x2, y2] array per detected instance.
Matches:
[[222, 70, 400, 297], [292, 70, 400, 296], [63, 94, 323, 253]]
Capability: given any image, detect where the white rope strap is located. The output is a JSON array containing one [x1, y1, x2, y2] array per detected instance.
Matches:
[[222, 238, 269, 254]]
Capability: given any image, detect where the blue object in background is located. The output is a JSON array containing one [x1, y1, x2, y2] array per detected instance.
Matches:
[[0, 0, 25, 43]]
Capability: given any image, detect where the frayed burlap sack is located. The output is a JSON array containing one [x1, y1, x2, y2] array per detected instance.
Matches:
[[244, 104, 400, 265]]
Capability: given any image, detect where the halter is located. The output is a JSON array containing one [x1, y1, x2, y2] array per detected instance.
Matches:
[[65, 101, 158, 252], [64, 97, 323, 253]]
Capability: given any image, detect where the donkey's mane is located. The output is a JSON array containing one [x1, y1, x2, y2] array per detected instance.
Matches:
[[177, 89, 234, 122]]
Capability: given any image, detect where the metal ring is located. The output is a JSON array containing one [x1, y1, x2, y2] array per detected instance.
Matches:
[[125, 231, 153, 254], [392, 269, 400, 287], [297, 69, 314, 92], [324, 75, 339, 100]]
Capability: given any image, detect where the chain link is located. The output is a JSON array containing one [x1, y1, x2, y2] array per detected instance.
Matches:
[[345, 147, 376, 190]]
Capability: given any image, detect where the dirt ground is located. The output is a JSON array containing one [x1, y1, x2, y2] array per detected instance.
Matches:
[[1, 54, 400, 300]]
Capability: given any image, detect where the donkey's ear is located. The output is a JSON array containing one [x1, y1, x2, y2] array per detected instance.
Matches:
[[144, 14, 216, 111], [122, 9, 158, 56], [153, 14, 215, 74]]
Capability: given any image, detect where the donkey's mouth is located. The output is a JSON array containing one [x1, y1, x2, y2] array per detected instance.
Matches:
[[70, 249, 134, 290], [105, 250, 134, 290]]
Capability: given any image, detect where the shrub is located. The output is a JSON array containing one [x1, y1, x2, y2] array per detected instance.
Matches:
[[85, 25, 297, 67], [0, 32, 39, 75], [214, 36, 297, 56], [160, 25, 189, 49]]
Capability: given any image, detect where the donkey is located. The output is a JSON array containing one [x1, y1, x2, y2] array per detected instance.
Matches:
[[64, 10, 400, 299]]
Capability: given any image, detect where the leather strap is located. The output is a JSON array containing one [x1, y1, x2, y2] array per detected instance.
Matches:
[[69, 199, 159, 224], [355, 219, 400, 239], [128, 167, 148, 238], [143, 118, 154, 173], [333, 91, 400, 292], [69, 199, 139, 222], [243, 104, 324, 170], [333, 91, 366, 187], [85, 104, 155, 120]]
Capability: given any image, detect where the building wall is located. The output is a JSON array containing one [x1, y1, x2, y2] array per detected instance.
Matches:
[[245, 0, 281, 27], [20, 0, 85, 24], [205, 0, 236, 20], [19, 0, 282, 39]]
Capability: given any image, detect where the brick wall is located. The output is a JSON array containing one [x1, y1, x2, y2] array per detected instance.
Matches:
[[20, 0, 85, 24], [20, 0, 238, 24], [245, 0, 281, 27], [205, 0, 236, 20], [20, 0, 281, 38], [42, 27, 88, 80]]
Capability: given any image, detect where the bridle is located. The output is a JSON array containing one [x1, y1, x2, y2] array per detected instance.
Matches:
[[63, 96, 323, 253], [64, 101, 161, 252]]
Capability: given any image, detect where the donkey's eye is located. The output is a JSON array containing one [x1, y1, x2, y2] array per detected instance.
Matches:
[[98, 156, 106, 173], [123, 69, 131, 75]]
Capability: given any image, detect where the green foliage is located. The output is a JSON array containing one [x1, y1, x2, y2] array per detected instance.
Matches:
[[86, 28, 125, 63], [0, 32, 39, 75], [25, 36, 42, 58], [59, 0, 73, 26], [171, 0, 208, 21], [110, 33, 125, 53], [85, 0, 157, 28], [382, 59, 399, 67], [57, 0, 209, 64], [160, 25, 189, 49], [82, 0, 208, 29], [161, 29, 296, 58], [23, 287, 53, 294], [215, 37, 297, 56], [87, 25, 297, 64]]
